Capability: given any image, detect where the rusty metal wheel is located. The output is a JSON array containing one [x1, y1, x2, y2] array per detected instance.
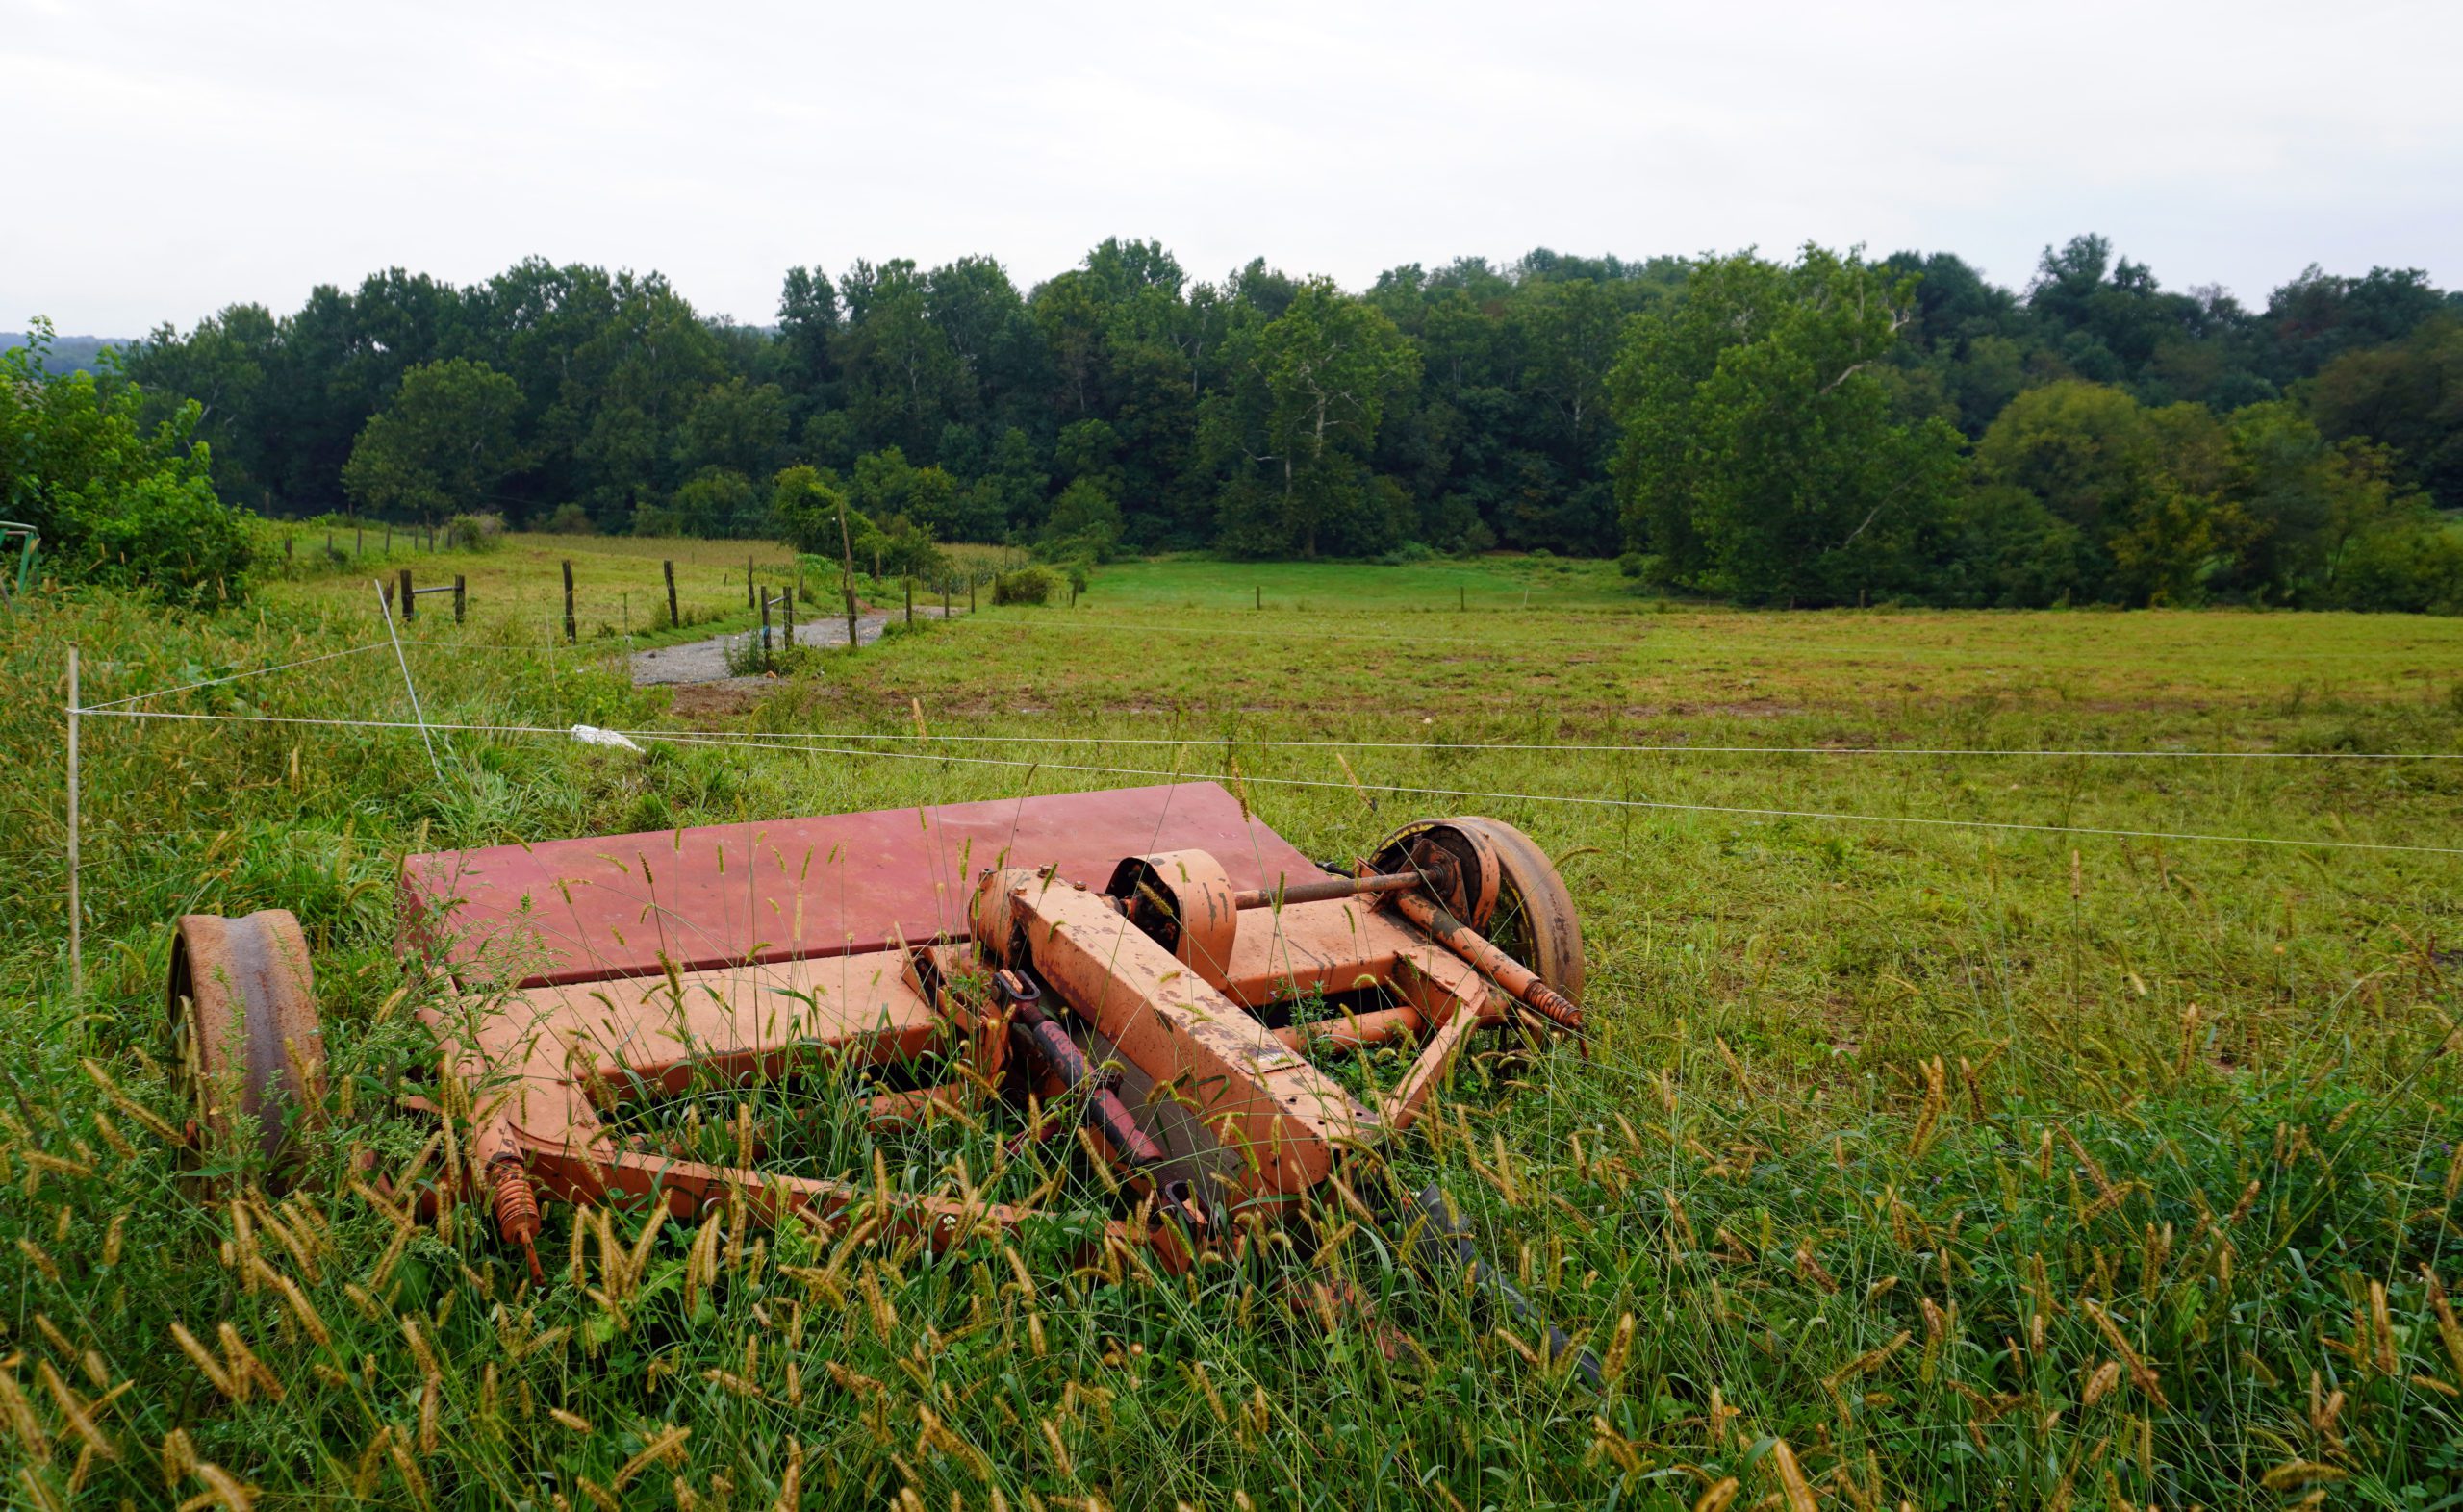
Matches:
[[166, 910, 327, 1183], [1372, 817, 1585, 1004]]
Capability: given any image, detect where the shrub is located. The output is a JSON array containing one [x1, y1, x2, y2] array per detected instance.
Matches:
[[2329, 523, 2463, 613], [442, 513, 504, 551], [630, 503, 683, 537], [1616, 550, 1648, 578], [546, 502, 595, 535], [990, 565, 1060, 605], [1375, 541, 1437, 566]]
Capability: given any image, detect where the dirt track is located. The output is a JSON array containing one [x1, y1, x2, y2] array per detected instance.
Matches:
[[629, 606, 954, 685]]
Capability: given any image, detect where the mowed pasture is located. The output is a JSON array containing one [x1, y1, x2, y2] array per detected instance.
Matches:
[[3, 538, 2461, 1509]]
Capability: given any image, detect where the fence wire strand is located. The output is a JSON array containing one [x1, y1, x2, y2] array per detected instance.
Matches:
[[70, 703, 2463, 859]]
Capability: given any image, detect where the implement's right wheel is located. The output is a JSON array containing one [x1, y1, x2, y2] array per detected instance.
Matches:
[[1371, 816, 1585, 1004], [167, 910, 326, 1185]]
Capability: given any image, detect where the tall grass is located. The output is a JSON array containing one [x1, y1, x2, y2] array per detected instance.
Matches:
[[3, 553, 2460, 1507]]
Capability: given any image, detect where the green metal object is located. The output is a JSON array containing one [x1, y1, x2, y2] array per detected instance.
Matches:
[[0, 523, 36, 605]]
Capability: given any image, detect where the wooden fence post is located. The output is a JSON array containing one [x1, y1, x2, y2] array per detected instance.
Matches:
[[760, 585, 773, 668], [562, 560, 576, 643], [664, 560, 679, 628], [746, 555, 755, 611], [454, 575, 466, 624], [782, 581, 794, 644], [1255, 585, 1261, 610], [905, 576, 913, 626], [836, 502, 860, 651], [968, 574, 977, 614], [399, 567, 415, 619]]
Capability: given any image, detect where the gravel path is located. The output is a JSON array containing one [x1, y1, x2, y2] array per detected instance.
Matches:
[[629, 607, 954, 685]]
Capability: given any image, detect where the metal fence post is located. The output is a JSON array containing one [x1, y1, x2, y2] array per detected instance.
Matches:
[[65, 644, 79, 994]]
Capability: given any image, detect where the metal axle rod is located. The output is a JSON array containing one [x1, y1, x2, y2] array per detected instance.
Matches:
[[1232, 867, 1585, 1042], [1231, 870, 1423, 911], [1390, 891, 1587, 1043]]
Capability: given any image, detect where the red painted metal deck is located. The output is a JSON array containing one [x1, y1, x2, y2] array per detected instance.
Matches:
[[398, 781, 1334, 987]]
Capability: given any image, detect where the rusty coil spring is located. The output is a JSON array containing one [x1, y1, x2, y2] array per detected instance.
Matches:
[[489, 1160, 541, 1241], [489, 1159, 545, 1283]]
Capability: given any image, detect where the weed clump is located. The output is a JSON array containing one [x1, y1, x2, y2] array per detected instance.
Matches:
[[442, 513, 505, 551], [723, 633, 819, 677]]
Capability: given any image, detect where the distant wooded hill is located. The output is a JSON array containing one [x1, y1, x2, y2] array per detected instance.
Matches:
[[1, 333, 124, 375]]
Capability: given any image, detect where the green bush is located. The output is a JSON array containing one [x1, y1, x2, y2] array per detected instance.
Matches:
[[442, 512, 504, 551], [990, 565, 1060, 605], [546, 502, 595, 535], [0, 318, 253, 607]]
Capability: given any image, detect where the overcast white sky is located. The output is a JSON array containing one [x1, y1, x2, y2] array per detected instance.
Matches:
[[7, 0, 2459, 336]]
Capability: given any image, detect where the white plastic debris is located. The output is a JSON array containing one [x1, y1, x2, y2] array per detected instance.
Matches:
[[570, 724, 644, 753]]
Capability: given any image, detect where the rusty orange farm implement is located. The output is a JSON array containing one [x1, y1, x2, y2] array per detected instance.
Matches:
[[164, 782, 1595, 1369]]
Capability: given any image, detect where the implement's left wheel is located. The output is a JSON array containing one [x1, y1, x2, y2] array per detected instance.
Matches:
[[166, 910, 326, 1185]]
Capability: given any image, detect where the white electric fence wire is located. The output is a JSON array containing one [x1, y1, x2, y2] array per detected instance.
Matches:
[[69, 704, 2463, 859], [80, 625, 2459, 762], [374, 581, 444, 783], [76, 650, 2463, 763], [583, 726, 2463, 762], [78, 640, 394, 710]]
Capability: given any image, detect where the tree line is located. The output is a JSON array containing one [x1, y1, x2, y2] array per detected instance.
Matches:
[[40, 234, 2463, 608]]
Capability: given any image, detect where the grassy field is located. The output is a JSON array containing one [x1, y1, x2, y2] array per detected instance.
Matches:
[[4, 536, 2461, 1509]]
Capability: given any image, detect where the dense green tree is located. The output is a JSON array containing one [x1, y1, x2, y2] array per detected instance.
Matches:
[[341, 358, 524, 525], [1971, 382, 2255, 605], [1611, 247, 1965, 602], [675, 377, 792, 482], [1040, 477, 1126, 561], [838, 261, 961, 457], [2222, 403, 2425, 601], [122, 303, 281, 504], [1221, 276, 1422, 557], [2306, 318, 2463, 509], [661, 468, 762, 538]]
